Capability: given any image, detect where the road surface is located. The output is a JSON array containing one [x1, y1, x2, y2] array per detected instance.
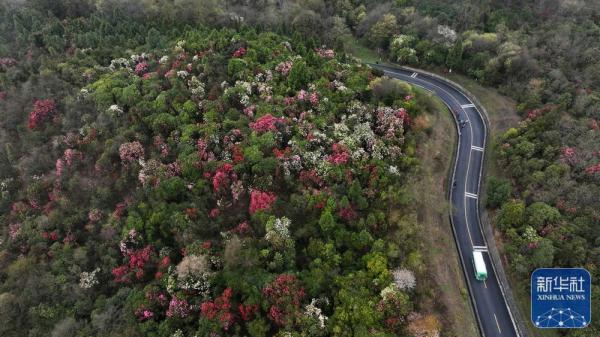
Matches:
[[375, 65, 520, 337]]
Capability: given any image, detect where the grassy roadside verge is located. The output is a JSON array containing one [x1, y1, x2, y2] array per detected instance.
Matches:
[[410, 89, 478, 337]]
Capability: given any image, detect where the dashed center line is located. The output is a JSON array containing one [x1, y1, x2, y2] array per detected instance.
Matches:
[[461, 103, 475, 108], [410, 72, 418, 78], [494, 313, 502, 333], [465, 192, 478, 199], [471, 145, 484, 152]]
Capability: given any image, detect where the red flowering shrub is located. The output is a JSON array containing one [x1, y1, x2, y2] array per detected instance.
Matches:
[[166, 161, 182, 177], [275, 61, 293, 75], [55, 159, 64, 177], [154, 135, 169, 157], [63, 149, 82, 166], [135, 307, 155, 321], [212, 163, 235, 192], [231, 145, 244, 163], [339, 205, 357, 221], [297, 90, 308, 101], [239, 303, 258, 321], [28, 99, 57, 129], [315, 48, 335, 58], [327, 143, 350, 165], [561, 147, 578, 165], [232, 47, 246, 58], [299, 169, 324, 187], [111, 265, 130, 283], [585, 163, 600, 175], [283, 96, 295, 106], [0, 57, 17, 68], [201, 287, 236, 330], [135, 61, 148, 75], [263, 274, 305, 326], [309, 92, 319, 106], [233, 221, 252, 235], [396, 107, 411, 126], [209, 208, 220, 218], [112, 245, 154, 283], [142, 72, 156, 80], [250, 114, 284, 133], [249, 190, 277, 214], [525, 105, 553, 120]]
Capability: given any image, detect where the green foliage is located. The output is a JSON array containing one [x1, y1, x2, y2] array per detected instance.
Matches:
[[486, 176, 511, 209], [497, 200, 525, 230]]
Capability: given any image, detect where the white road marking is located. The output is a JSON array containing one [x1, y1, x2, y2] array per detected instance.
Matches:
[[410, 72, 418, 78], [473, 245, 488, 252], [461, 103, 475, 108], [484, 279, 488, 288], [494, 313, 502, 333], [471, 145, 484, 152], [465, 192, 478, 199]]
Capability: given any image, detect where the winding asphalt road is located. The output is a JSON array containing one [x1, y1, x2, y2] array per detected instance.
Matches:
[[374, 65, 520, 337]]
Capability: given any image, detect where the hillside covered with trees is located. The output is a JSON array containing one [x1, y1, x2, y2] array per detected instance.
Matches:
[[1, 0, 599, 336], [0, 2, 447, 337]]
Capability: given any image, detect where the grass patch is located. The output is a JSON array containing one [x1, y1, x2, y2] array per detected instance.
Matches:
[[342, 37, 381, 64]]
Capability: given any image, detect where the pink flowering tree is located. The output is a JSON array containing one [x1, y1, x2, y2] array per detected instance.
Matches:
[[249, 190, 277, 214], [200, 287, 236, 331], [327, 143, 350, 165], [275, 61, 293, 75], [135, 61, 148, 75], [112, 245, 154, 283], [315, 48, 335, 58], [119, 141, 145, 164], [263, 274, 305, 327], [166, 296, 191, 318], [232, 47, 246, 58], [250, 114, 285, 133], [212, 163, 236, 193], [28, 99, 57, 129]]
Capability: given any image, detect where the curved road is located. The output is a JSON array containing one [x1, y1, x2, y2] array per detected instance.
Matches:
[[374, 65, 520, 337]]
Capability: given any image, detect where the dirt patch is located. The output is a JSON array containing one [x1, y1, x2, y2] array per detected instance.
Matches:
[[410, 90, 479, 337]]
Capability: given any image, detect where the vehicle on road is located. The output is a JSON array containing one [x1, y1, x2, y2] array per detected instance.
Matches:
[[473, 250, 488, 281]]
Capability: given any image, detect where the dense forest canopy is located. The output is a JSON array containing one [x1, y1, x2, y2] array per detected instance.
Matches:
[[1, 0, 599, 336], [0, 1, 442, 337]]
